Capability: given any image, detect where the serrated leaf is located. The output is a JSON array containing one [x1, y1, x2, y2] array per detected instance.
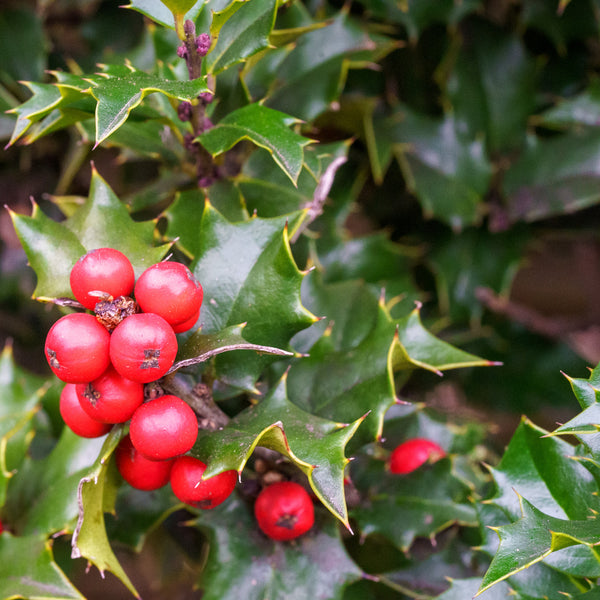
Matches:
[[63, 168, 171, 276], [173, 323, 293, 371], [9, 203, 86, 300], [88, 64, 209, 145], [190, 203, 316, 391], [198, 103, 312, 184], [487, 418, 600, 522], [564, 367, 600, 410], [192, 495, 363, 600], [71, 426, 139, 598], [124, 0, 204, 29], [207, 0, 277, 74], [192, 374, 361, 526], [0, 533, 83, 599], [11, 168, 171, 300], [6, 82, 62, 146], [351, 458, 477, 551], [435, 577, 513, 600], [479, 496, 600, 595]]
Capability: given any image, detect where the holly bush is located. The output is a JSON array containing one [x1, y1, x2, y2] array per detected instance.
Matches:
[[3, 0, 600, 599]]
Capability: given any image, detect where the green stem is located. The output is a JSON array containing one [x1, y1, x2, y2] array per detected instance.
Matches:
[[376, 576, 434, 600]]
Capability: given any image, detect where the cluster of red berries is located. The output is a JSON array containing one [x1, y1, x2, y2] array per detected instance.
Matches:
[[45, 248, 236, 509], [44, 248, 316, 539], [388, 438, 446, 474]]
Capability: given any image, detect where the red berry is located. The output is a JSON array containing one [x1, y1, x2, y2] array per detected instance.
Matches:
[[45, 313, 110, 383], [76, 365, 144, 424], [134, 262, 203, 326], [109, 313, 177, 383], [115, 435, 174, 491], [388, 438, 446, 475], [171, 308, 199, 333], [254, 481, 314, 541], [129, 395, 198, 460], [169, 456, 237, 509], [60, 383, 112, 438], [70, 248, 135, 310]]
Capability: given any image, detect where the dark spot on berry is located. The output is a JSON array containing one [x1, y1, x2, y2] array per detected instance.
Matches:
[[141, 349, 160, 369], [46, 348, 60, 369], [194, 499, 214, 509], [83, 384, 101, 407], [275, 513, 298, 530]]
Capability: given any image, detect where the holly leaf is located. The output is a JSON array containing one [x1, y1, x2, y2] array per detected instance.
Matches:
[[539, 79, 600, 128], [124, 0, 204, 29], [479, 496, 600, 595], [191, 495, 363, 600], [197, 103, 313, 185], [0, 343, 46, 506], [87, 64, 209, 145], [191, 374, 362, 527], [351, 458, 477, 552], [10, 167, 170, 300], [190, 203, 316, 391], [435, 577, 513, 600], [0, 533, 83, 600], [487, 418, 600, 522], [173, 323, 294, 371], [206, 0, 278, 75], [563, 366, 600, 410], [70, 426, 140, 598]]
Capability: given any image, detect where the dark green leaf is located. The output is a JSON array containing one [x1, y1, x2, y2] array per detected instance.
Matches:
[[434, 577, 513, 600], [124, 0, 204, 29], [198, 103, 312, 184], [539, 79, 600, 128], [0, 533, 83, 600], [564, 365, 600, 410], [192, 495, 363, 600], [192, 374, 361, 526], [207, 0, 278, 74], [190, 203, 316, 391]]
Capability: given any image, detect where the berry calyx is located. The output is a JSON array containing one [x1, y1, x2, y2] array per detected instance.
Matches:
[[109, 313, 178, 383], [70, 248, 135, 310], [254, 481, 314, 541], [45, 313, 110, 383], [388, 438, 446, 475], [129, 395, 198, 460], [59, 383, 112, 438], [76, 365, 144, 424], [134, 261, 203, 326], [170, 456, 237, 509], [115, 435, 174, 491]]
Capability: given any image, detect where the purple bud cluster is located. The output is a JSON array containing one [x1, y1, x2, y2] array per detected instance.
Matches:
[[196, 33, 211, 57], [177, 102, 193, 122]]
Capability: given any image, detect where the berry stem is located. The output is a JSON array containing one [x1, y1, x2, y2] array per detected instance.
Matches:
[[161, 373, 229, 430]]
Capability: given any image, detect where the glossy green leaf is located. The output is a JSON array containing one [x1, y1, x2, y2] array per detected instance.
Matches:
[[124, 0, 204, 29], [502, 129, 600, 224], [10, 168, 170, 300], [479, 496, 600, 594], [88, 64, 209, 145], [173, 323, 294, 371], [198, 103, 312, 184], [351, 458, 477, 551], [207, 0, 278, 74], [190, 203, 316, 391], [435, 577, 513, 600], [71, 427, 139, 598], [564, 365, 600, 410], [265, 11, 395, 121], [540, 79, 600, 128], [160, 0, 198, 15], [447, 22, 536, 154], [487, 418, 600, 522], [192, 495, 363, 600], [192, 374, 361, 526], [0, 533, 83, 600]]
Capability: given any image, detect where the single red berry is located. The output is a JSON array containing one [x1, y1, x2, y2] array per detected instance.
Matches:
[[169, 455, 237, 509], [254, 481, 314, 541], [388, 438, 446, 475], [109, 313, 177, 383], [59, 383, 112, 438], [76, 365, 144, 424], [129, 395, 198, 460], [115, 434, 174, 491], [134, 261, 203, 326], [171, 308, 199, 333], [45, 313, 110, 383], [70, 248, 135, 310]]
